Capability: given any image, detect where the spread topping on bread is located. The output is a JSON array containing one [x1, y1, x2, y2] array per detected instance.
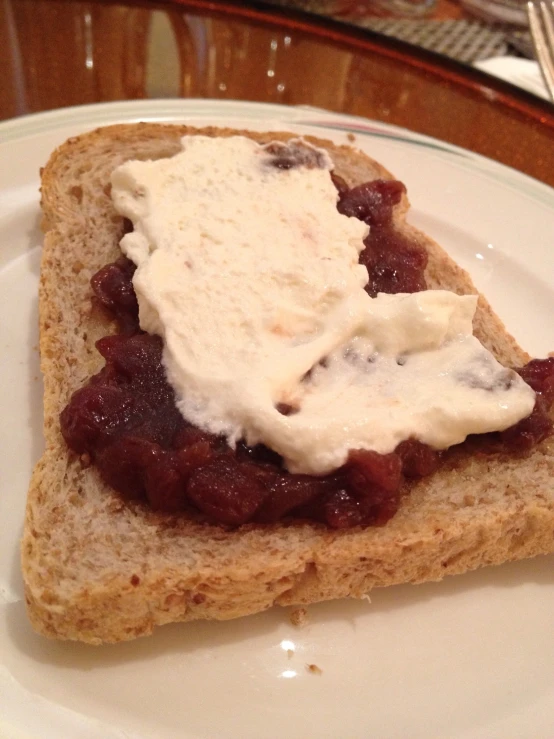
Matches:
[[109, 135, 535, 475], [25, 125, 554, 644]]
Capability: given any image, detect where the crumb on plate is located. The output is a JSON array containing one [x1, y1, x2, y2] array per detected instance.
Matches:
[[306, 663, 322, 675], [289, 606, 308, 627]]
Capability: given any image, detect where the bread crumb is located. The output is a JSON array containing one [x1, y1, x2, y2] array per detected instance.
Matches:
[[306, 663, 322, 675], [287, 649, 294, 659], [347, 133, 355, 143], [290, 607, 308, 627], [106, 498, 125, 514], [359, 593, 371, 603]]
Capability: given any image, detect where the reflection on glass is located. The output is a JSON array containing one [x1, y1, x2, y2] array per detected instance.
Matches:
[[146, 11, 180, 97], [2, 1, 351, 116], [84, 12, 94, 70]]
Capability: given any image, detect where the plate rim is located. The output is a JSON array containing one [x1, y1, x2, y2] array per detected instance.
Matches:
[[1, 98, 553, 208]]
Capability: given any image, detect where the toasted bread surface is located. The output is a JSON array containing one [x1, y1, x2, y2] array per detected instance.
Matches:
[[22, 124, 554, 644]]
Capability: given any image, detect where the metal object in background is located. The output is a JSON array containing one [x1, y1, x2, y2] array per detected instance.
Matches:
[[527, 0, 554, 99], [459, 0, 529, 25], [358, 18, 510, 61]]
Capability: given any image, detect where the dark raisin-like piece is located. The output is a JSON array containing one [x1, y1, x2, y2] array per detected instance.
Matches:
[[396, 439, 439, 477], [175, 441, 216, 480], [91, 257, 139, 334], [173, 424, 220, 450], [255, 473, 330, 523], [145, 452, 187, 512], [96, 334, 171, 401], [337, 179, 405, 226], [187, 457, 271, 525], [500, 398, 553, 452], [263, 141, 328, 170], [499, 359, 554, 451], [346, 449, 403, 495], [61, 385, 146, 454], [517, 357, 554, 404], [360, 226, 428, 296], [322, 489, 363, 528], [96, 436, 162, 500]]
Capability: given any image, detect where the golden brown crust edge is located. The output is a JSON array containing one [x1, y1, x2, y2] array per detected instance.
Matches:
[[22, 123, 554, 644]]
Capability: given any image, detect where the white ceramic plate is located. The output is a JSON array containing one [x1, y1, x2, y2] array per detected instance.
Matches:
[[1, 100, 553, 739]]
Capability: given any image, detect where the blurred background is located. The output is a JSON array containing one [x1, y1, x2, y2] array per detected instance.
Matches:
[[1, 0, 540, 121]]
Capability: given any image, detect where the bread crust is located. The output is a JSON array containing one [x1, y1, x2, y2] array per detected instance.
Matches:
[[22, 123, 554, 644]]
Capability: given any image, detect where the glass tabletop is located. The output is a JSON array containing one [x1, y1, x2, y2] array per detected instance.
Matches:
[[1, 0, 553, 186]]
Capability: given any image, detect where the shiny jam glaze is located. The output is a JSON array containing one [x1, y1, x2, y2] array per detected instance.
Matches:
[[60, 179, 554, 528]]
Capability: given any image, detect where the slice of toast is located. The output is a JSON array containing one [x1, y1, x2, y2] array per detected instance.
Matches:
[[22, 124, 554, 644]]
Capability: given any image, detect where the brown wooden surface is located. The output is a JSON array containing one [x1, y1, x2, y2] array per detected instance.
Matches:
[[1, 0, 553, 187]]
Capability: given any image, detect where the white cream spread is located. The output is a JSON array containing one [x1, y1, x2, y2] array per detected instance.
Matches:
[[111, 135, 535, 475]]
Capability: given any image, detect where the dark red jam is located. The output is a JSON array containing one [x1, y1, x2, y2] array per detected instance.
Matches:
[[60, 177, 554, 528], [264, 140, 330, 170]]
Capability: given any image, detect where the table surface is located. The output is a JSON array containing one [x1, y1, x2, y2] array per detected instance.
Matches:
[[1, 0, 553, 186]]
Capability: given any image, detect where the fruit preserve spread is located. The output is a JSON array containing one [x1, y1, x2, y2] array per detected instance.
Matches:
[[109, 136, 534, 475], [60, 137, 554, 528]]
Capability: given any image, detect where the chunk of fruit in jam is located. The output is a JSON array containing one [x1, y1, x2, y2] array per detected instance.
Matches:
[[91, 257, 139, 334]]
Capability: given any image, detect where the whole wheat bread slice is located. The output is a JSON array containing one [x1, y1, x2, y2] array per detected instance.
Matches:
[[22, 123, 554, 644]]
